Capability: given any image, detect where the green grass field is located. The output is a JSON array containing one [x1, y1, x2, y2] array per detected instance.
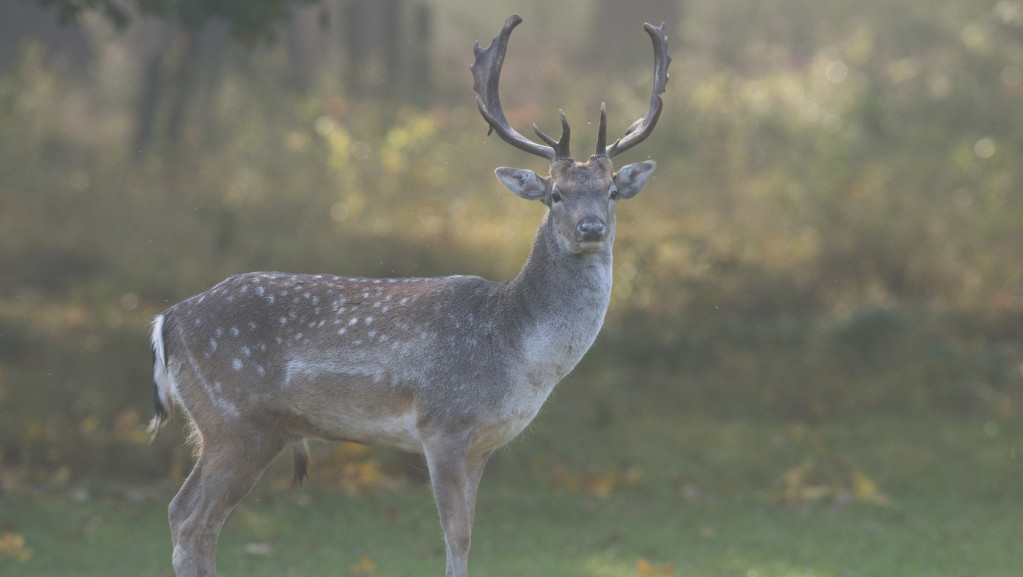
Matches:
[[3, 385, 1020, 577]]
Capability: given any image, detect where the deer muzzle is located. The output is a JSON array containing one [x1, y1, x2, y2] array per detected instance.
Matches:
[[575, 217, 608, 243]]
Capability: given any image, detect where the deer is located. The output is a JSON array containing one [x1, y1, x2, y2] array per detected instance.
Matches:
[[147, 14, 669, 577]]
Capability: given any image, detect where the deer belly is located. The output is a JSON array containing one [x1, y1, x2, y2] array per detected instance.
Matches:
[[279, 365, 424, 453]]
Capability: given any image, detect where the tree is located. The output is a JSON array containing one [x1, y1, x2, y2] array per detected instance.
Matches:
[[28, 0, 317, 43]]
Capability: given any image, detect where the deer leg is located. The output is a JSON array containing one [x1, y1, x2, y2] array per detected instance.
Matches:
[[168, 452, 208, 577], [465, 450, 492, 530], [169, 427, 284, 577], [423, 435, 474, 577]]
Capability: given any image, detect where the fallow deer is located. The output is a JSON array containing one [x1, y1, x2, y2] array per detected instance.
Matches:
[[148, 14, 669, 577]]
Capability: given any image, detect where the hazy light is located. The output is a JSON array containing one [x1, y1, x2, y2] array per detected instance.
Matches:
[[119, 293, 139, 312], [314, 116, 335, 136], [974, 138, 996, 159], [825, 61, 848, 84], [330, 202, 350, 222]]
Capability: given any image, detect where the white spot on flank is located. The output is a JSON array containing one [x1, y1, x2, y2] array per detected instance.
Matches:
[[365, 316, 374, 325], [249, 321, 257, 331], [267, 295, 275, 304], [256, 286, 265, 296], [338, 328, 347, 335], [295, 332, 304, 340], [215, 327, 223, 337], [178, 327, 238, 417], [349, 317, 358, 326], [209, 339, 217, 352], [232, 358, 243, 371], [400, 297, 409, 305], [230, 327, 239, 337], [257, 365, 266, 377], [279, 316, 288, 325], [241, 346, 251, 357]]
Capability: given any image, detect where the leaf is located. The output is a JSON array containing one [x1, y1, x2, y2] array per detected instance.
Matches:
[[636, 557, 675, 576], [350, 555, 377, 575], [851, 469, 891, 505], [0, 531, 33, 562]]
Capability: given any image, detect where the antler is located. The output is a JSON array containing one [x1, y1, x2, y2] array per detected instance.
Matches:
[[603, 22, 671, 158], [472, 14, 571, 161]]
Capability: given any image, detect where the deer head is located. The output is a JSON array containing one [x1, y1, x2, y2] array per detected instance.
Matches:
[[471, 14, 670, 254]]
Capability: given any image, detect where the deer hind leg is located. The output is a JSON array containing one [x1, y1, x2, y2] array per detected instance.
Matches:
[[168, 426, 285, 577]]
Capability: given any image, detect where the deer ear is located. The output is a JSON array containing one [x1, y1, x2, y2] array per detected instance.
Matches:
[[495, 168, 548, 201], [613, 161, 657, 200]]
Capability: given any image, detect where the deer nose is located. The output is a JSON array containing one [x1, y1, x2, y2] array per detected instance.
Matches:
[[575, 218, 607, 242]]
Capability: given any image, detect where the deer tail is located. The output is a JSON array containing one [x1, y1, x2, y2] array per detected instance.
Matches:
[[147, 314, 173, 442]]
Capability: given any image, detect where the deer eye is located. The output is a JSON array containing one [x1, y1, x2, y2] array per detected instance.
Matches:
[[551, 191, 563, 203], [609, 187, 619, 201]]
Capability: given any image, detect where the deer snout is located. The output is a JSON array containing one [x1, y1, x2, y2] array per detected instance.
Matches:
[[575, 217, 607, 243]]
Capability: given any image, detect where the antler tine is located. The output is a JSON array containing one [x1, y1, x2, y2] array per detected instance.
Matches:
[[595, 102, 607, 156], [471, 14, 555, 160], [606, 22, 671, 158], [532, 110, 572, 160]]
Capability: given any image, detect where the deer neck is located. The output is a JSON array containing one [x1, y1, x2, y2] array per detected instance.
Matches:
[[504, 210, 613, 384]]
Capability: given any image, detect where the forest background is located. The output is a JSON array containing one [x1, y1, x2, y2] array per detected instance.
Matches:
[[0, 0, 1021, 575]]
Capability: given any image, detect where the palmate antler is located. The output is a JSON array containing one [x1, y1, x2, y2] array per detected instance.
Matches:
[[471, 14, 670, 162]]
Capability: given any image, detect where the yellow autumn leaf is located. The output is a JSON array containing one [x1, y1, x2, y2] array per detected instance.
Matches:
[[851, 470, 891, 505], [0, 531, 33, 562], [350, 554, 376, 575]]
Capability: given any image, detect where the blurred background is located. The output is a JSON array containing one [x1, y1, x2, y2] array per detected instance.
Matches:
[[0, 0, 1021, 573]]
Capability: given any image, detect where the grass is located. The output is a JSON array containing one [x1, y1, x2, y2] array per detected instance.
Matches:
[[3, 376, 1020, 577]]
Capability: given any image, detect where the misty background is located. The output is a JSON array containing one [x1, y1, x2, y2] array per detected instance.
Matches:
[[0, 0, 1020, 496]]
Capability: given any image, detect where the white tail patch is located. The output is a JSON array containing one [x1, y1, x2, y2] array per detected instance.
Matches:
[[148, 314, 173, 440]]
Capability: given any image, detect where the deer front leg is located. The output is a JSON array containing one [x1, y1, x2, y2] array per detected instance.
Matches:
[[423, 434, 476, 577], [465, 450, 492, 530]]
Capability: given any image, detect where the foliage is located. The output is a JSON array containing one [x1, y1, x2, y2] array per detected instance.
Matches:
[[27, 0, 318, 42], [0, 0, 1022, 483]]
